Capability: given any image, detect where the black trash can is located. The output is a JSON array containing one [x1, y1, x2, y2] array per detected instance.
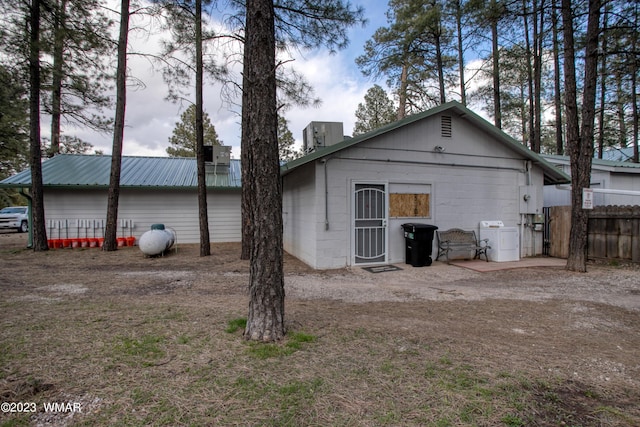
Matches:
[[401, 223, 438, 267]]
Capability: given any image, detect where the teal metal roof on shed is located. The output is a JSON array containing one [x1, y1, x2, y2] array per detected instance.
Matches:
[[0, 154, 241, 189]]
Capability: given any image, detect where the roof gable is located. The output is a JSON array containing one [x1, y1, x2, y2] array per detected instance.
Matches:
[[0, 154, 241, 189], [282, 101, 570, 185]]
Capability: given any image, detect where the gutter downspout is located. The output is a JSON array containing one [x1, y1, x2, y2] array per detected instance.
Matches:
[[321, 158, 331, 230], [522, 161, 532, 258]]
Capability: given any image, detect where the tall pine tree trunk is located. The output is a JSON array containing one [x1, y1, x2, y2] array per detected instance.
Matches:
[[564, 0, 600, 272], [454, 0, 466, 106], [240, 25, 253, 261], [631, 2, 639, 163], [50, 0, 67, 157], [195, 0, 210, 257], [29, 0, 48, 251], [104, 0, 129, 251], [523, 0, 534, 148], [490, 0, 501, 129], [533, 0, 543, 153], [552, 0, 563, 154], [240, 153, 253, 260], [435, 25, 445, 104], [615, 73, 627, 149], [397, 60, 409, 120], [596, 4, 608, 159], [240, 2, 252, 261], [561, 0, 582, 270], [243, 0, 285, 341]]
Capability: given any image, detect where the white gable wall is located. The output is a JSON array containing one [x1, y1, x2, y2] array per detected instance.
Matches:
[[283, 112, 546, 269], [43, 188, 241, 243]]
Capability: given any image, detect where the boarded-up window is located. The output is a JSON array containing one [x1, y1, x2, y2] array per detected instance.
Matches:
[[390, 193, 430, 217]]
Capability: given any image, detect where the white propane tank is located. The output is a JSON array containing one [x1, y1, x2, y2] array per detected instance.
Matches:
[[139, 224, 176, 256]]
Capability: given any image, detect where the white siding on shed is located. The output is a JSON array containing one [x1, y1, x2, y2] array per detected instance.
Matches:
[[44, 189, 240, 243]]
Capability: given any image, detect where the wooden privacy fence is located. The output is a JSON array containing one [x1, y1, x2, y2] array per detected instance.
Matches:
[[547, 205, 640, 262]]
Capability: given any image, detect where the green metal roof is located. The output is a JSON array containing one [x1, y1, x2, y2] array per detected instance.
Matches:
[[281, 101, 571, 185], [543, 154, 640, 172], [0, 154, 241, 189]]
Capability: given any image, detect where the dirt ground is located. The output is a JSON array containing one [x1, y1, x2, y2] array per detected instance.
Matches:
[[1, 230, 639, 426]]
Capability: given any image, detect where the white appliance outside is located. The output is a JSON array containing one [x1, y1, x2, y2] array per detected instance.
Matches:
[[479, 221, 520, 262]]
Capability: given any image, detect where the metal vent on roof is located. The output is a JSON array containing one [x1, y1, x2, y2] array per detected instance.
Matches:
[[204, 145, 231, 166], [441, 115, 452, 137], [302, 121, 344, 154], [204, 145, 231, 175]]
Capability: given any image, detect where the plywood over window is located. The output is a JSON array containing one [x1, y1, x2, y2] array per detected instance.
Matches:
[[390, 193, 430, 218]]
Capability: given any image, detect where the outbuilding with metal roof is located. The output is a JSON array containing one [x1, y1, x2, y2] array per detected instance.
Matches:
[[281, 101, 571, 269], [542, 154, 640, 207], [0, 154, 241, 245]]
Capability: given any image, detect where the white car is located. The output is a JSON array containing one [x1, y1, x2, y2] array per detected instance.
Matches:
[[0, 206, 29, 233]]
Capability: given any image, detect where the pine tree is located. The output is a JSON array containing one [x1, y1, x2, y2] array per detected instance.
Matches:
[[28, 0, 48, 251], [239, 0, 364, 261], [278, 116, 298, 162], [242, 0, 284, 342], [0, 65, 29, 180], [0, 0, 114, 157], [46, 0, 114, 156], [563, 0, 601, 272], [241, 0, 364, 341], [158, 0, 226, 256], [167, 105, 222, 157], [353, 85, 396, 136], [103, 0, 129, 252], [357, 0, 455, 117]]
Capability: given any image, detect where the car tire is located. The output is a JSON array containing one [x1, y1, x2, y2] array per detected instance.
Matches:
[[18, 220, 28, 233]]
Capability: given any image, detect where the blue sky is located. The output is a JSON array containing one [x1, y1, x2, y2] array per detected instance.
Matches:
[[67, 1, 390, 159]]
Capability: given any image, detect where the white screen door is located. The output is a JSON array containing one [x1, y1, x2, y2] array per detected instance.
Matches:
[[354, 183, 387, 264]]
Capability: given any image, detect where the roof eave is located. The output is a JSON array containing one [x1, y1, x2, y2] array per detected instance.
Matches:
[[281, 103, 461, 175], [0, 183, 241, 190], [281, 101, 572, 185]]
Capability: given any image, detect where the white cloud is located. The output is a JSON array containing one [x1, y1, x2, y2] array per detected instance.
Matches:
[[283, 50, 370, 148], [51, 1, 383, 159]]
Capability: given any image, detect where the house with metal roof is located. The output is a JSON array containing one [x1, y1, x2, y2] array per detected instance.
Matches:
[[281, 101, 571, 269], [0, 153, 241, 244], [600, 146, 638, 163], [543, 154, 640, 207]]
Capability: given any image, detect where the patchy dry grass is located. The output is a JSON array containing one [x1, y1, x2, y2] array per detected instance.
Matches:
[[0, 237, 639, 426]]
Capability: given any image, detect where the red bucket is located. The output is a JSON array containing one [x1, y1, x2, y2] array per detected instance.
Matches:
[[116, 237, 126, 247], [62, 239, 72, 248], [71, 239, 80, 248], [89, 239, 98, 248], [80, 238, 89, 248], [126, 236, 136, 246]]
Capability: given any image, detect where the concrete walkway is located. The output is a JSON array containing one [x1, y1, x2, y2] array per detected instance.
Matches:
[[449, 257, 567, 272]]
